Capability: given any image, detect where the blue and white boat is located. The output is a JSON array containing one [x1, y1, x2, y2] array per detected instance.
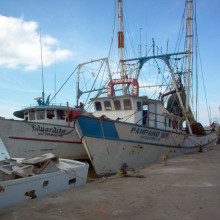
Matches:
[[75, 79, 216, 176], [74, 0, 216, 176]]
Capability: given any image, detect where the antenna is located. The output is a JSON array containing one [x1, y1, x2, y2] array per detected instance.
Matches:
[[40, 29, 45, 104], [166, 40, 169, 53], [145, 18, 148, 56], [138, 28, 143, 57], [152, 38, 155, 56], [54, 51, 57, 104]]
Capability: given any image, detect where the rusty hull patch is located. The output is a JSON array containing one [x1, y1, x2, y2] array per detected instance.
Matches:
[[132, 145, 143, 149]]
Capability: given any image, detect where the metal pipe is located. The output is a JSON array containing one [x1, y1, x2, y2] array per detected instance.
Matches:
[[118, 0, 126, 95], [186, 0, 192, 116]]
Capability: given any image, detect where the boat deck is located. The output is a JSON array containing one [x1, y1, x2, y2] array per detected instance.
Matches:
[[0, 144, 219, 220]]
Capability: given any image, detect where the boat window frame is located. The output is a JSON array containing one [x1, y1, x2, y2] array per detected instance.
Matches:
[[137, 101, 141, 111], [169, 118, 172, 128], [47, 110, 55, 120], [113, 100, 121, 110], [104, 100, 112, 111], [164, 117, 167, 129], [36, 110, 45, 120], [94, 101, 102, 111], [142, 102, 148, 125], [57, 110, 65, 120], [24, 111, 28, 121], [29, 110, 35, 121], [176, 120, 179, 129], [123, 99, 132, 110]]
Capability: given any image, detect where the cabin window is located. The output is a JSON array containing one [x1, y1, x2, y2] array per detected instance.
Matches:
[[114, 100, 121, 110], [24, 112, 28, 121], [95, 102, 102, 111], [137, 101, 141, 111], [29, 111, 35, 120], [169, 119, 172, 128], [57, 110, 65, 120], [104, 101, 112, 111], [123, 99, 132, 110], [36, 110, 45, 120], [47, 110, 55, 119]]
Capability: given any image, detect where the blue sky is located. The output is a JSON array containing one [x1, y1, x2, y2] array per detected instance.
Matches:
[[0, 0, 219, 126]]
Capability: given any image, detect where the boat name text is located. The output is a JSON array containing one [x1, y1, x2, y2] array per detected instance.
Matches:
[[32, 124, 67, 136], [131, 127, 169, 139]]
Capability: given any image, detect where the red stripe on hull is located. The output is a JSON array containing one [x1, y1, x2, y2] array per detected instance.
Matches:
[[9, 136, 82, 144]]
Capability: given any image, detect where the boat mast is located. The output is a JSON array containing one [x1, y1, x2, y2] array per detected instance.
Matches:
[[40, 30, 45, 105], [186, 0, 192, 119], [118, 0, 126, 95]]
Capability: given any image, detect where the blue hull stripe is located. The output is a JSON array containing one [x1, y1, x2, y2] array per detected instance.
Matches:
[[77, 116, 214, 149], [77, 116, 119, 139]]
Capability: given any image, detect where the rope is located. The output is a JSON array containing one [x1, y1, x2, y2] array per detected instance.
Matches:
[[63, 165, 145, 182], [169, 128, 215, 154], [61, 167, 98, 182]]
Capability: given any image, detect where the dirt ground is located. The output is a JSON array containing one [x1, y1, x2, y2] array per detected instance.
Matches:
[[0, 145, 220, 220]]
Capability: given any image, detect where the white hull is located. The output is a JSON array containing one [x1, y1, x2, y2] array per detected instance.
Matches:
[[82, 136, 214, 176], [76, 116, 216, 176], [0, 159, 89, 208], [0, 118, 88, 159]]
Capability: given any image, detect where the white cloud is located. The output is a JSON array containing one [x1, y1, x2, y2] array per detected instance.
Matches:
[[0, 104, 18, 119], [0, 15, 73, 71]]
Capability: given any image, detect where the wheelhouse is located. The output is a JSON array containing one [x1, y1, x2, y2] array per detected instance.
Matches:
[[13, 105, 85, 126], [92, 95, 183, 132]]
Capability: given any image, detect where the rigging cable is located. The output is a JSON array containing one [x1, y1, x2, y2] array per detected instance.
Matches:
[[123, 1, 137, 58], [107, 0, 117, 61], [196, 29, 211, 124], [194, 0, 198, 121], [49, 66, 78, 104]]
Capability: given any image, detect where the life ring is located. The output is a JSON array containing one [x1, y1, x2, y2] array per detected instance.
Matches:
[[172, 118, 177, 129]]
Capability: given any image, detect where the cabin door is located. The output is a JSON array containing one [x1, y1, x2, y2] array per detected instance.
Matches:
[[142, 103, 148, 125], [148, 103, 156, 128]]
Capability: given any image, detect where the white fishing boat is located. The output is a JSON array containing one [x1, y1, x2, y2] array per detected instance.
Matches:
[[0, 96, 88, 159], [74, 0, 216, 176], [0, 147, 89, 208], [0, 52, 112, 160], [0, 28, 91, 160]]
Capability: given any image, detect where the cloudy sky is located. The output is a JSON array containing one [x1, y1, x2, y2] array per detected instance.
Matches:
[[0, 0, 219, 126]]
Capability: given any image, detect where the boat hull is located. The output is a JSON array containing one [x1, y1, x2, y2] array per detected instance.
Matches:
[[0, 118, 88, 159], [75, 116, 216, 176], [0, 159, 89, 208]]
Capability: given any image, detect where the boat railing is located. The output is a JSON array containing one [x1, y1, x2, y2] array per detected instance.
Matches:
[[21, 103, 76, 110]]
